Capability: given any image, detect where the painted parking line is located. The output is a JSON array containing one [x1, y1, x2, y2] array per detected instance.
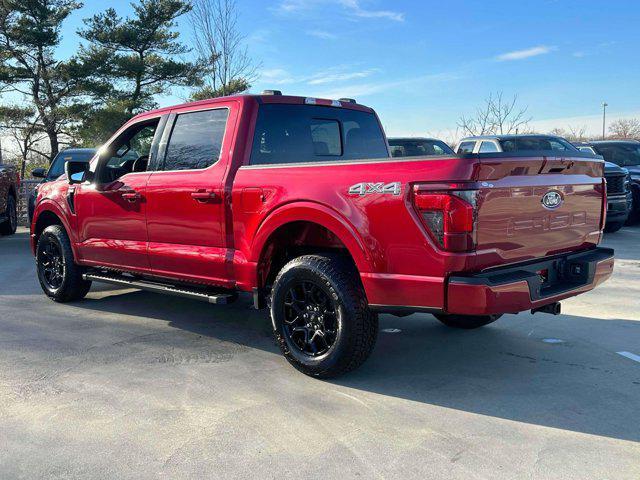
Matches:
[[616, 351, 640, 363]]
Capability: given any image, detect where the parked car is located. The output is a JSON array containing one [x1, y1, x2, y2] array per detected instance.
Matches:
[[31, 92, 614, 378], [29, 148, 97, 223], [388, 137, 454, 157], [573, 142, 633, 231], [455, 135, 631, 232], [588, 140, 640, 224], [455, 134, 579, 154], [0, 162, 20, 236]]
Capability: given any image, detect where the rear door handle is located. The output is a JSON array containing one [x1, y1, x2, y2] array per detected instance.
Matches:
[[191, 190, 217, 202]]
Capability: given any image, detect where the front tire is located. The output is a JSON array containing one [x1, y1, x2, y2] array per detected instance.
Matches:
[[270, 254, 378, 378], [0, 195, 17, 236], [434, 313, 502, 329], [36, 225, 91, 302]]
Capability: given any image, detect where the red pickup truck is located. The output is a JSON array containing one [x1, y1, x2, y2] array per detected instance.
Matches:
[[31, 92, 614, 377]]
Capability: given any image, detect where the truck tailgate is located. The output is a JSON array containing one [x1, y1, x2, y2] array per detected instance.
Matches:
[[473, 155, 604, 268]]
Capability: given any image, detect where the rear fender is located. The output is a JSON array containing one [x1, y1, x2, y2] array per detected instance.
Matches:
[[250, 202, 372, 273]]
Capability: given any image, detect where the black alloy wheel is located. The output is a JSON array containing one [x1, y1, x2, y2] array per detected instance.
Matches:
[[38, 238, 66, 290], [283, 279, 339, 357]]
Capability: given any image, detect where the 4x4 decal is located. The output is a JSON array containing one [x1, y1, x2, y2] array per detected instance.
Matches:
[[348, 182, 401, 196]]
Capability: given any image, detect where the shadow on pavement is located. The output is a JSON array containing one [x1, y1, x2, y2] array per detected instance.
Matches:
[[71, 287, 640, 444], [4, 227, 640, 443]]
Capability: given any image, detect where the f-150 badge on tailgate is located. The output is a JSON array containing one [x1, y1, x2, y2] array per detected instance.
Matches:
[[349, 182, 401, 196]]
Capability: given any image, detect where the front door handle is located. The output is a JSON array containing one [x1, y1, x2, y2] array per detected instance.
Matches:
[[121, 191, 141, 202], [191, 190, 217, 202]]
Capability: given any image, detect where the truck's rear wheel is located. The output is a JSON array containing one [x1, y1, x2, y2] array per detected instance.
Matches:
[[270, 254, 378, 378], [36, 225, 92, 302], [434, 313, 502, 329], [0, 195, 17, 236]]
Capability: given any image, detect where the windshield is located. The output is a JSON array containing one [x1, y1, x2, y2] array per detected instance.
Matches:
[[592, 143, 640, 167], [48, 150, 96, 179], [499, 137, 579, 153], [388, 139, 454, 157]]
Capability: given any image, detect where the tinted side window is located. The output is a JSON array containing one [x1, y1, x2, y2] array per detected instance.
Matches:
[[250, 104, 387, 165], [99, 120, 160, 183], [163, 109, 229, 171], [479, 141, 499, 153], [457, 141, 476, 154]]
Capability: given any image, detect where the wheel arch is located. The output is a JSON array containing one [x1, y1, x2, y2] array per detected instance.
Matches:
[[251, 202, 372, 289], [31, 200, 75, 256]]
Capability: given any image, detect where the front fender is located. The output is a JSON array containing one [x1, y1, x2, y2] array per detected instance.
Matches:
[[31, 197, 76, 256]]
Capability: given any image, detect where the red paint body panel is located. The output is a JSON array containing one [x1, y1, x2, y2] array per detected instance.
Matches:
[[447, 255, 614, 315], [31, 94, 613, 315]]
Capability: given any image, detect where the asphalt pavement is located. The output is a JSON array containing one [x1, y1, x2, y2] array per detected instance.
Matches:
[[1, 227, 639, 479]]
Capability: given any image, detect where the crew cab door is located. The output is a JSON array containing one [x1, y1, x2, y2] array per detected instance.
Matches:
[[145, 103, 237, 286], [74, 116, 165, 270]]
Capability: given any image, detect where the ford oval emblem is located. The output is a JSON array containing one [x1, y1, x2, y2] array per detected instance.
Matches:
[[542, 190, 563, 209]]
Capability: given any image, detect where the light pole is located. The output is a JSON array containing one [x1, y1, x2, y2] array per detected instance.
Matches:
[[601, 102, 608, 140]]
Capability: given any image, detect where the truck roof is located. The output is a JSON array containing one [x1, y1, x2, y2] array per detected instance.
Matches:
[[132, 93, 374, 120]]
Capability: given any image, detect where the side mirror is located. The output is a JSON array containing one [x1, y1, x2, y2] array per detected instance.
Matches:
[[65, 161, 89, 184], [32, 168, 47, 179]]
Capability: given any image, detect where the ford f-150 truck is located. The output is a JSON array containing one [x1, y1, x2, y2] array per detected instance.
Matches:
[[0, 162, 20, 236], [30, 93, 614, 377]]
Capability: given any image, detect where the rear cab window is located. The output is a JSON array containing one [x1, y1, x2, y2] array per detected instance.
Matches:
[[250, 104, 388, 165]]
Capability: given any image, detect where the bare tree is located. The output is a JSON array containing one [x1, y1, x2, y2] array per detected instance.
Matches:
[[190, 0, 260, 99], [457, 100, 494, 136], [608, 118, 640, 139], [458, 92, 531, 136], [566, 125, 588, 142], [549, 125, 588, 142]]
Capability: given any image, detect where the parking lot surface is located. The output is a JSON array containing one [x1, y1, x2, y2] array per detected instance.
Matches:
[[1, 227, 639, 479]]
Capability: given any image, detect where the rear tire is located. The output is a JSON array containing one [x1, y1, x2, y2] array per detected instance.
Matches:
[[604, 221, 625, 233], [434, 313, 502, 329], [270, 254, 378, 378], [36, 225, 92, 302], [0, 195, 17, 236]]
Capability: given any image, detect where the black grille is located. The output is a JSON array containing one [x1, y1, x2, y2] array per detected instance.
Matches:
[[605, 174, 626, 195]]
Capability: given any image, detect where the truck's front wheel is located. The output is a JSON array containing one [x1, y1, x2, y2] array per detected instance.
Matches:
[[270, 254, 378, 378], [434, 313, 502, 329], [36, 225, 92, 302]]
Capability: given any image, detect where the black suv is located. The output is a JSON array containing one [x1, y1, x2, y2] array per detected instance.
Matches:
[[29, 148, 97, 223], [587, 141, 640, 224], [574, 143, 632, 232]]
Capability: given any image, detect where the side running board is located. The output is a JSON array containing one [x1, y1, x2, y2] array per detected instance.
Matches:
[[82, 272, 236, 305]]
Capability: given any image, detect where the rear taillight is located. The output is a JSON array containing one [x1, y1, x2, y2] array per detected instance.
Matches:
[[413, 186, 478, 252]]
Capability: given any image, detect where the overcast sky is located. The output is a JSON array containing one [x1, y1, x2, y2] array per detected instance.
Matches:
[[44, 0, 640, 138]]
